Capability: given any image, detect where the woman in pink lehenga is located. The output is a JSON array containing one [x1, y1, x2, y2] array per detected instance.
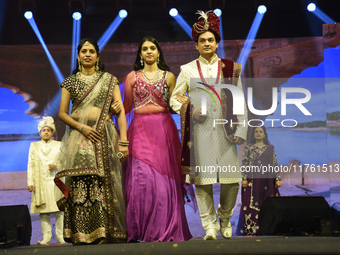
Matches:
[[122, 36, 192, 242]]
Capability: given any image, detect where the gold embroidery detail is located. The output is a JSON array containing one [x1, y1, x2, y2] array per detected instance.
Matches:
[[187, 141, 193, 149]]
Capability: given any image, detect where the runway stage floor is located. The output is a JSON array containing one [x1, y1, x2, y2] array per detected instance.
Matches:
[[2, 184, 340, 254], [2, 236, 340, 255]]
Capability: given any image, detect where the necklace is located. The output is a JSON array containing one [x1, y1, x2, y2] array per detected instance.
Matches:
[[196, 60, 221, 86], [196, 59, 222, 105], [254, 143, 266, 148], [142, 69, 160, 85], [77, 71, 101, 84]]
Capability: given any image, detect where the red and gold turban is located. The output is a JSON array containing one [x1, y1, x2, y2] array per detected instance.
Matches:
[[192, 10, 221, 43]]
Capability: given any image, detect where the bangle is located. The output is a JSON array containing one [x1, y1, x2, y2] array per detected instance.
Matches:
[[118, 140, 129, 146], [80, 124, 84, 132], [118, 140, 129, 145]]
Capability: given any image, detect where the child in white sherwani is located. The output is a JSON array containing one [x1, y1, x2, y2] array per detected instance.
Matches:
[[27, 116, 65, 245]]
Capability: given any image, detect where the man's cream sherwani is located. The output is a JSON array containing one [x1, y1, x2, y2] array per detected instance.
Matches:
[[170, 55, 248, 185], [27, 139, 62, 214]]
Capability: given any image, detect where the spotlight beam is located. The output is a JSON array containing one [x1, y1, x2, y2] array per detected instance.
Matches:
[[26, 16, 64, 84], [313, 7, 336, 24], [217, 15, 225, 59], [71, 17, 81, 74], [98, 11, 127, 52], [237, 9, 266, 73], [170, 12, 192, 39], [41, 12, 82, 117], [41, 90, 62, 117], [25, 14, 65, 117]]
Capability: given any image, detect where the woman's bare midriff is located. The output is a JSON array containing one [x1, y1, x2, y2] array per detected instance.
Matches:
[[134, 103, 167, 114], [73, 106, 112, 121]]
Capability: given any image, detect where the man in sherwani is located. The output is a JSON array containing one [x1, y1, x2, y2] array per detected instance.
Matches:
[[27, 116, 65, 244], [170, 11, 248, 240]]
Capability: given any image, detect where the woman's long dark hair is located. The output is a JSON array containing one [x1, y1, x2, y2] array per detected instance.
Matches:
[[134, 36, 170, 71], [250, 126, 269, 145], [72, 38, 105, 74]]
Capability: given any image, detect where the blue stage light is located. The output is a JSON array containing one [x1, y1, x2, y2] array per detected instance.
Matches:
[[214, 9, 222, 17], [25, 18, 64, 84], [307, 3, 316, 12], [98, 12, 127, 51], [169, 10, 192, 39], [119, 9, 128, 18], [307, 3, 336, 23], [257, 5, 267, 14], [169, 8, 178, 17], [237, 9, 266, 73], [71, 16, 81, 74], [24, 11, 33, 20], [25, 15, 65, 116], [72, 12, 82, 20]]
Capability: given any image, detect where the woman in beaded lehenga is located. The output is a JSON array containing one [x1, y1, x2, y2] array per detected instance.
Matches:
[[55, 38, 128, 245], [122, 36, 192, 242], [236, 126, 281, 236]]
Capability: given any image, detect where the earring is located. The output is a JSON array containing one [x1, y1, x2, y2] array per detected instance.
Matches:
[[157, 56, 159, 64], [140, 58, 144, 66], [95, 61, 100, 71], [78, 62, 82, 72]]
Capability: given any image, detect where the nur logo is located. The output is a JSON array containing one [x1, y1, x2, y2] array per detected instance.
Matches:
[[196, 82, 223, 115]]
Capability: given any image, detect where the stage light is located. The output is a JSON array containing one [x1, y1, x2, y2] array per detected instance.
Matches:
[[71, 15, 81, 74], [24, 14, 65, 116], [119, 9, 128, 18], [166, 0, 191, 39], [98, 11, 127, 51], [209, 0, 225, 15], [116, 0, 132, 20], [307, 3, 316, 12], [72, 11, 82, 20], [237, 8, 266, 73], [169, 10, 192, 39], [24, 11, 33, 19], [25, 17, 64, 84], [20, 0, 36, 20], [214, 8, 222, 17], [70, 2, 83, 74], [307, 3, 336, 24], [257, 5, 267, 14], [169, 8, 178, 17]]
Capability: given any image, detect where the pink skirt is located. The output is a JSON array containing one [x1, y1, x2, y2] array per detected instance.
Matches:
[[125, 112, 192, 242]]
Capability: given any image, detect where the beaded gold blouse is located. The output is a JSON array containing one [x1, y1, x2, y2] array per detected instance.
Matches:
[[60, 75, 86, 105], [60, 72, 115, 107]]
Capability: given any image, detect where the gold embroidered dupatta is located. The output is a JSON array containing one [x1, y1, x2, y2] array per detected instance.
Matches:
[[57, 72, 115, 178]]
